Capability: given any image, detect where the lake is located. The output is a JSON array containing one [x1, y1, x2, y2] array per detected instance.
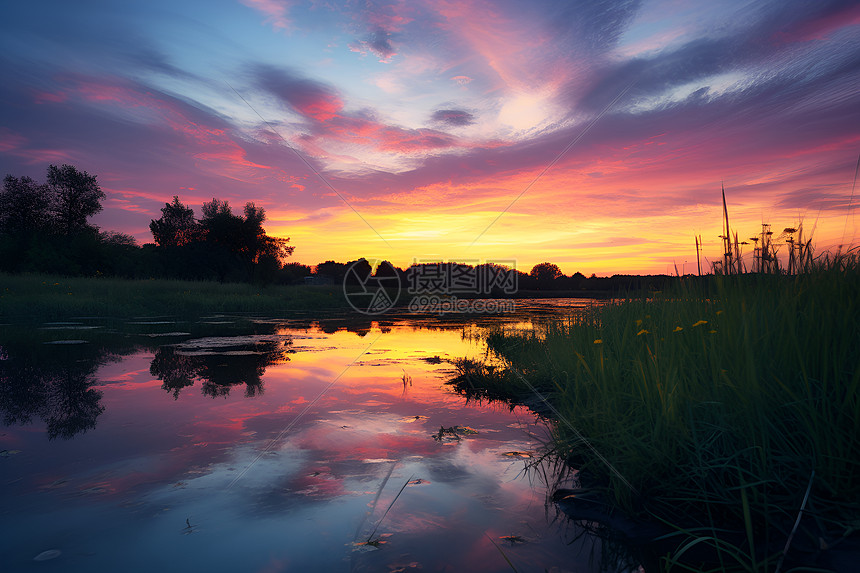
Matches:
[[0, 301, 634, 572]]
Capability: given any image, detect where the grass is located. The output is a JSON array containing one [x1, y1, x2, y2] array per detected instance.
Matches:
[[0, 272, 352, 321], [449, 254, 860, 572]]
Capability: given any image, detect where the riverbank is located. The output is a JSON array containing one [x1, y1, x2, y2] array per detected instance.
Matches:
[[0, 273, 352, 321], [448, 257, 860, 572]]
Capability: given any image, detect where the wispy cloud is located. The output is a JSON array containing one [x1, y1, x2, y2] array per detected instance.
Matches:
[[1, 0, 857, 273], [241, 0, 293, 31]]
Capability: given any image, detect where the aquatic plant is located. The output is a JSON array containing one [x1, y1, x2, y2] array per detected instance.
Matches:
[[450, 256, 860, 571]]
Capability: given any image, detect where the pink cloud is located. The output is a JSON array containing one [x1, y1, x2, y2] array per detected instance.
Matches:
[[296, 94, 344, 122], [33, 90, 69, 104], [774, 3, 860, 44], [7, 147, 74, 165], [105, 196, 152, 215], [0, 128, 27, 153], [363, 0, 413, 32], [68, 76, 278, 182], [322, 115, 459, 154], [241, 0, 292, 30], [259, 68, 345, 122]]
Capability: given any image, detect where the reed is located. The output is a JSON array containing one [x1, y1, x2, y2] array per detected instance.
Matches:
[[451, 255, 860, 571]]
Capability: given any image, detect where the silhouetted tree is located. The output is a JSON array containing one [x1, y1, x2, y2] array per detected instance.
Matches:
[[316, 260, 348, 283], [238, 202, 294, 282], [374, 260, 401, 278], [529, 262, 563, 289], [95, 231, 140, 277], [344, 258, 373, 286], [47, 164, 104, 236], [374, 260, 405, 288], [0, 175, 52, 236], [149, 196, 199, 247], [0, 175, 54, 271], [280, 262, 313, 284]]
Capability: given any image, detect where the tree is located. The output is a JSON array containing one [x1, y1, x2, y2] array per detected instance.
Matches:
[[0, 175, 52, 236], [0, 175, 54, 271], [200, 198, 242, 249], [315, 260, 348, 283], [280, 262, 312, 284], [197, 198, 245, 281], [149, 196, 199, 247], [374, 260, 403, 280], [239, 202, 269, 264], [46, 164, 105, 236], [529, 262, 563, 289], [197, 198, 294, 282]]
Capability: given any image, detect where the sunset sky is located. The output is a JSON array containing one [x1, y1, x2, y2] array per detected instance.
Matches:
[[1, 0, 858, 275]]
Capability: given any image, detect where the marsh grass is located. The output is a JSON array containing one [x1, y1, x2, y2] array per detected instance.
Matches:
[[0, 273, 349, 321], [451, 254, 860, 571]]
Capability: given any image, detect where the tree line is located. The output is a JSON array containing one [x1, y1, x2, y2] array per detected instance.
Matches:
[[2, 164, 675, 291], [0, 164, 131, 276], [0, 164, 295, 282]]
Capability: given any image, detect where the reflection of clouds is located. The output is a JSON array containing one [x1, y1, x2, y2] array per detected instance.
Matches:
[[151, 335, 293, 398], [0, 318, 596, 571]]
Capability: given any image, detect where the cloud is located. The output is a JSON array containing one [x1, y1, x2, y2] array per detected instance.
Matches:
[[2, 0, 858, 272], [253, 66, 461, 162], [241, 0, 292, 31], [541, 0, 643, 54], [431, 109, 475, 126], [349, 29, 397, 63], [256, 66, 345, 122]]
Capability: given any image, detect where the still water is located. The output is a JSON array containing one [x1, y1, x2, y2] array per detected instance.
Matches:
[[1, 304, 623, 572]]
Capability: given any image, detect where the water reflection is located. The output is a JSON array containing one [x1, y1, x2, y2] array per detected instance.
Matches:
[[151, 335, 292, 399], [1, 316, 379, 435], [0, 335, 123, 439], [0, 303, 631, 573]]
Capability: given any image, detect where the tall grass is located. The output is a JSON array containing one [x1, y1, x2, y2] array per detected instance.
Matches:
[[452, 254, 860, 571], [0, 273, 350, 321]]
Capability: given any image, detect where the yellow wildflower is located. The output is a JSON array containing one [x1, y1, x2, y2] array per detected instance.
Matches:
[[709, 330, 717, 334], [593, 339, 603, 344], [716, 310, 723, 315], [635, 319, 642, 327], [692, 320, 708, 327], [636, 329, 649, 336], [673, 326, 683, 332]]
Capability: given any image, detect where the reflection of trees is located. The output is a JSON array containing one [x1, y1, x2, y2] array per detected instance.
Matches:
[[0, 347, 106, 440], [150, 338, 291, 399], [316, 318, 374, 336], [43, 365, 104, 439], [149, 347, 197, 399], [1, 320, 296, 438]]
